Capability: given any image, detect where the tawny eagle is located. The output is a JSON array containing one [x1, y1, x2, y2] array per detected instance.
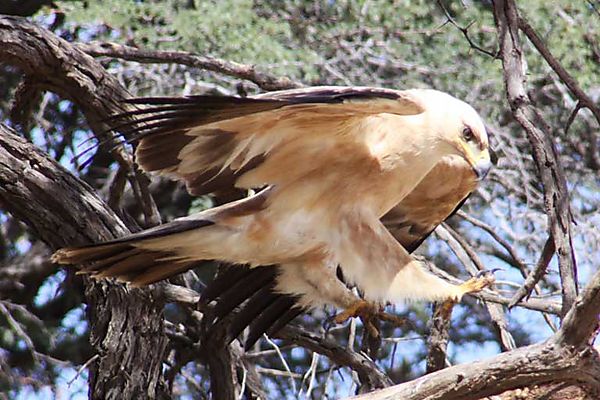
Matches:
[[52, 86, 493, 341]]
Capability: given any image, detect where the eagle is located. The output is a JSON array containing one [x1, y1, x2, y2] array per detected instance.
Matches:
[[52, 86, 493, 345]]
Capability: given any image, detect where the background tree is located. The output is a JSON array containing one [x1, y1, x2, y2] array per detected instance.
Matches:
[[0, 1, 599, 399]]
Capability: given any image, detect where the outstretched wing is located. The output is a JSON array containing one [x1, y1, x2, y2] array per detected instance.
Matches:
[[114, 86, 424, 196], [203, 156, 478, 348]]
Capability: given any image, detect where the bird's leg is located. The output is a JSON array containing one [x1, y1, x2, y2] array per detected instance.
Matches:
[[333, 299, 405, 337], [451, 270, 496, 302], [333, 299, 373, 324]]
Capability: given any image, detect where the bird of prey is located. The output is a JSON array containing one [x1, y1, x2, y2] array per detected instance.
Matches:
[[52, 86, 493, 337]]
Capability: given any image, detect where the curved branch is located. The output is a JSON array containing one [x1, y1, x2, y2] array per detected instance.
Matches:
[[350, 341, 600, 400], [76, 41, 302, 92], [275, 325, 393, 392]]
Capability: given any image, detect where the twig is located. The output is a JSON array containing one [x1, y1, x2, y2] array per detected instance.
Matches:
[[255, 366, 303, 379], [302, 352, 320, 398], [264, 334, 297, 393], [518, 16, 600, 126], [436, 0, 497, 58], [509, 236, 555, 308], [68, 354, 99, 386], [0, 301, 36, 356], [457, 211, 528, 274], [436, 225, 516, 351]]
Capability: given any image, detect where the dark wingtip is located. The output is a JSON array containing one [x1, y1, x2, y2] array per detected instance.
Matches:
[[244, 299, 304, 350]]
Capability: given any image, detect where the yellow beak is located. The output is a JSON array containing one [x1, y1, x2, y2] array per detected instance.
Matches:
[[460, 141, 492, 180]]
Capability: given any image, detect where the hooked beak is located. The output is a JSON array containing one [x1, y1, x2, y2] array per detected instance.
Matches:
[[473, 157, 492, 180], [457, 141, 492, 181]]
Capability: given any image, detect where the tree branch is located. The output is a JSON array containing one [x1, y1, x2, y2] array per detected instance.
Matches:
[[275, 325, 393, 392], [76, 41, 302, 92], [0, 122, 171, 399], [517, 16, 600, 126], [0, 15, 172, 398], [492, 0, 578, 317]]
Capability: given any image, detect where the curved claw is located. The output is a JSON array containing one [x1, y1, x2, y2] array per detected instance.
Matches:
[[476, 268, 504, 279], [332, 300, 405, 338]]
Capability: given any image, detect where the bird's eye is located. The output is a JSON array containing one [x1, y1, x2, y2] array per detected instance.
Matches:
[[462, 126, 474, 142]]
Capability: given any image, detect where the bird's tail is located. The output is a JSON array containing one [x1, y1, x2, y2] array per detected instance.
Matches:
[[51, 218, 214, 286]]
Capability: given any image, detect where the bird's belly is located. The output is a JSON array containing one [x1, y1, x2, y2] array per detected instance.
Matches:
[[236, 208, 330, 265]]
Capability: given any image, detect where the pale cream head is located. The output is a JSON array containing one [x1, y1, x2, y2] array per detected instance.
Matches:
[[410, 89, 492, 180]]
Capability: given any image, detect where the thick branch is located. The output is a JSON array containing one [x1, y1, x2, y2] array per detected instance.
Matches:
[[0, 15, 172, 399], [350, 342, 600, 400], [0, 122, 170, 399], [554, 267, 600, 348], [0, 16, 129, 136]]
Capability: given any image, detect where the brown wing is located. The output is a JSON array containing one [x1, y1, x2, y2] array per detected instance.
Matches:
[[382, 155, 477, 251], [203, 156, 478, 348], [113, 86, 423, 196]]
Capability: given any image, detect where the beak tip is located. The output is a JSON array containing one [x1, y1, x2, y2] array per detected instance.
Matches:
[[474, 159, 492, 181]]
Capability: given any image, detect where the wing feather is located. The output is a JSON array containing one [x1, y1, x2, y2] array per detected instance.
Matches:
[[112, 86, 424, 196]]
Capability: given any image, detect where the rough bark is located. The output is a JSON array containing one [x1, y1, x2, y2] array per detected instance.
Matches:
[[350, 267, 600, 400], [0, 122, 170, 399], [0, 15, 170, 399]]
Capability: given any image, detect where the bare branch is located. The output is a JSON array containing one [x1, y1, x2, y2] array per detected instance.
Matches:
[[275, 325, 393, 392], [76, 41, 302, 92], [509, 236, 555, 308], [425, 301, 453, 373], [554, 266, 600, 348], [436, 0, 498, 58], [350, 342, 600, 400], [493, 0, 578, 317], [518, 16, 600, 126]]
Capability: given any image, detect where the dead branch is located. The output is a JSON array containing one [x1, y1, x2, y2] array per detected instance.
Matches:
[[76, 41, 302, 91], [493, 0, 578, 317], [518, 16, 600, 126]]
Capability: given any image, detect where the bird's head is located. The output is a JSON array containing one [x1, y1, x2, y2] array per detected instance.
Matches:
[[416, 90, 492, 180]]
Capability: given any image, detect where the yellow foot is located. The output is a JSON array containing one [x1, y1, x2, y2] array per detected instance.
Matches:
[[453, 272, 496, 302], [333, 299, 373, 324], [333, 300, 405, 338]]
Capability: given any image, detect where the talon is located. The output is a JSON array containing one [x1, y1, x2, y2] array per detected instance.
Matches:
[[453, 273, 496, 302], [476, 268, 503, 279], [333, 299, 373, 324], [333, 300, 405, 336]]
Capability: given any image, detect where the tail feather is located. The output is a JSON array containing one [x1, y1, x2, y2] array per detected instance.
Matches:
[[53, 242, 132, 266], [129, 260, 197, 287], [51, 218, 215, 285], [92, 251, 159, 279]]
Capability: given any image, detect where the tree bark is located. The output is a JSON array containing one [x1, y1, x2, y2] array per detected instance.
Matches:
[[492, 0, 578, 317], [0, 15, 172, 399], [0, 122, 170, 399]]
